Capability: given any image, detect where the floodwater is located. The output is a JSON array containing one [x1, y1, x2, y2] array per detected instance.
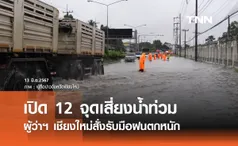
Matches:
[[55, 57, 238, 129]]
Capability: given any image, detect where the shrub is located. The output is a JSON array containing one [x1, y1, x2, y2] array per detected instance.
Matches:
[[235, 68, 238, 73], [104, 50, 125, 60]]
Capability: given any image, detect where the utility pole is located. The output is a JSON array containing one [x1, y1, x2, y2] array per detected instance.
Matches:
[[226, 15, 231, 66], [173, 18, 175, 54], [182, 29, 189, 58], [176, 26, 179, 54], [174, 24, 179, 55], [106, 6, 109, 48], [195, 0, 198, 61], [134, 30, 138, 52], [179, 13, 182, 57], [63, 4, 73, 18], [227, 15, 231, 39], [174, 17, 179, 55], [173, 17, 176, 54]]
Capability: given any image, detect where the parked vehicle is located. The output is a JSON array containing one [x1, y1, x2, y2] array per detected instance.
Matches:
[[125, 53, 136, 62]]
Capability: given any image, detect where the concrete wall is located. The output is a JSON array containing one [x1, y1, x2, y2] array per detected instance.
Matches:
[[181, 40, 238, 68]]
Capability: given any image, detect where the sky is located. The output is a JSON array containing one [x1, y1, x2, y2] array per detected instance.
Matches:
[[41, 0, 238, 45]]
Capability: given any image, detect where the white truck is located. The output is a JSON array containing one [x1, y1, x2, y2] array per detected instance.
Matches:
[[0, 0, 105, 90]]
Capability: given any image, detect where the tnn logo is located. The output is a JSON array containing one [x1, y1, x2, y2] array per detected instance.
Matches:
[[187, 16, 213, 24]]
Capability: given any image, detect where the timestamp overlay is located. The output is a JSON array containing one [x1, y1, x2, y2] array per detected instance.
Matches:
[[24, 78, 80, 91]]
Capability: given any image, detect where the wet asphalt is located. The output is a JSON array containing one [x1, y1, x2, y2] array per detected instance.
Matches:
[[55, 57, 238, 130]]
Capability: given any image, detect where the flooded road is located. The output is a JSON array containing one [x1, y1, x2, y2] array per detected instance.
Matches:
[[55, 57, 238, 129]]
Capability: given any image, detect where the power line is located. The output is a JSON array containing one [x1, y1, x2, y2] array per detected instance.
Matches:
[[227, 0, 238, 15], [181, 0, 190, 15], [231, 12, 238, 18], [179, 0, 186, 14], [183, 0, 206, 30], [200, 17, 228, 35], [199, 0, 214, 15], [186, 0, 233, 43], [187, 7, 238, 43], [187, 36, 195, 43], [198, 0, 205, 8], [181, 0, 191, 22], [198, 0, 212, 12], [211, 0, 230, 17], [190, 0, 211, 16], [182, 0, 194, 29]]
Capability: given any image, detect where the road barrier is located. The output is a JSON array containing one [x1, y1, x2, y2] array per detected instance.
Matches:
[[182, 38, 238, 68]]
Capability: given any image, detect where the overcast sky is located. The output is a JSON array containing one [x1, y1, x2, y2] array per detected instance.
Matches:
[[42, 0, 238, 45]]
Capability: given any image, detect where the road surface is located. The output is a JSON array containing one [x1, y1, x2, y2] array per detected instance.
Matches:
[[55, 57, 238, 130]]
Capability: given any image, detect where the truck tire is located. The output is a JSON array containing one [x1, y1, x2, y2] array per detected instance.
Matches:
[[101, 63, 104, 75], [77, 62, 84, 81], [91, 63, 96, 75], [98, 62, 103, 75], [68, 60, 84, 80], [58, 62, 70, 80], [92, 61, 104, 76], [4, 71, 26, 91], [92, 61, 99, 76], [34, 65, 53, 91]]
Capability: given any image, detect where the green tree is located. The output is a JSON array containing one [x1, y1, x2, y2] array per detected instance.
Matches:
[[218, 32, 228, 41], [229, 21, 238, 37], [218, 21, 238, 41], [205, 35, 215, 43], [114, 39, 125, 51], [100, 25, 109, 31], [153, 40, 163, 49], [88, 20, 98, 28], [139, 42, 153, 50], [64, 14, 74, 20]]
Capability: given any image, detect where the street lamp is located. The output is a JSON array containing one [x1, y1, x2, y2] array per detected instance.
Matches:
[[124, 24, 146, 51], [138, 34, 164, 52], [124, 24, 146, 29], [88, 0, 128, 47], [138, 34, 164, 41]]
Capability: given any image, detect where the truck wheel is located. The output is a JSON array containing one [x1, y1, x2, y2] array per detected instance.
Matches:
[[69, 61, 84, 80], [35, 66, 53, 91], [101, 63, 104, 75], [91, 62, 96, 75], [93, 62, 99, 76], [58, 62, 70, 80], [98, 62, 103, 75], [77, 63, 84, 80], [4, 71, 26, 91]]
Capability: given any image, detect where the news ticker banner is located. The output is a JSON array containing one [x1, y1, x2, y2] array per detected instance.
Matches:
[[0, 91, 238, 146]]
